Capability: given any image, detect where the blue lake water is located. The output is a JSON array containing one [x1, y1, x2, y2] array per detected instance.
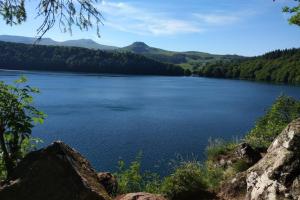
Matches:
[[0, 70, 300, 174]]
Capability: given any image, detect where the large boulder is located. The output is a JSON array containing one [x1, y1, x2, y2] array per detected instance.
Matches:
[[0, 141, 111, 200], [115, 192, 167, 200], [246, 118, 300, 200]]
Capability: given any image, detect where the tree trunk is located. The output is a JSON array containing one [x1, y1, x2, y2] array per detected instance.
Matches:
[[0, 126, 14, 178]]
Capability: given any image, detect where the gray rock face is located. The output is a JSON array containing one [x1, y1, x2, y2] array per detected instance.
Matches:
[[0, 141, 111, 200], [246, 119, 300, 200]]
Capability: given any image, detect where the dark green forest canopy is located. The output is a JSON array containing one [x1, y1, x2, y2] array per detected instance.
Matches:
[[197, 48, 300, 84], [0, 41, 184, 76]]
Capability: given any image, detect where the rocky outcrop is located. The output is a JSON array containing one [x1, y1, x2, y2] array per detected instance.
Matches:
[[235, 143, 262, 166], [213, 142, 261, 170], [246, 119, 300, 200], [97, 172, 118, 196], [115, 192, 167, 200], [0, 141, 111, 200]]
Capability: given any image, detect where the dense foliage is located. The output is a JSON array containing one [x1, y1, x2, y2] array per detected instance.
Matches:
[[0, 77, 45, 178], [198, 48, 300, 84], [160, 161, 209, 200], [0, 41, 184, 76], [282, 0, 300, 26], [245, 95, 300, 148]]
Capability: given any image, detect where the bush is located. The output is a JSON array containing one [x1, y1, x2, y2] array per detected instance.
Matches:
[[114, 153, 161, 195], [245, 95, 300, 148], [202, 160, 225, 190], [0, 77, 44, 180], [160, 161, 209, 200]]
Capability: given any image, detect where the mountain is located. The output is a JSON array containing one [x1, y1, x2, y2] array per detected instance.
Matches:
[[121, 42, 164, 54], [58, 39, 118, 50], [0, 41, 184, 76], [0, 35, 244, 71], [120, 42, 244, 70], [0, 35, 118, 50]]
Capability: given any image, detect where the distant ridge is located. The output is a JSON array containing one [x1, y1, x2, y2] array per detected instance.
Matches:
[[120, 41, 243, 69], [0, 35, 244, 70], [0, 41, 184, 76], [0, 35, 118, 50]]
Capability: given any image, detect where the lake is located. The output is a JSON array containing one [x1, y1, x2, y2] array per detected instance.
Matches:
[[1, 70, 300, 175]]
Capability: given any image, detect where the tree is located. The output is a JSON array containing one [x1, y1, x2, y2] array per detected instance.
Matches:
[[0, 0, 103, 38], [0, 76, 45, 177], [283, 1, 300, 26], [274, 0, 300, 26]]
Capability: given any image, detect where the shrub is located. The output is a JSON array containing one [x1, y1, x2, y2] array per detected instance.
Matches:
[[160, 161, 209, 200], [0, 77, 45, 179], [202, 160, 225, 190], [114, 153, 161, 195], [245, 95, 300, 148]]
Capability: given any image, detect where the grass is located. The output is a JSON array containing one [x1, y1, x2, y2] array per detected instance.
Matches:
[[206, 138, 239, 161]]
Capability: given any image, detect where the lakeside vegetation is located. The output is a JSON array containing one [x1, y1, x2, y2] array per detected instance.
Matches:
[[0, 41, 184, 76], [197, 48, 300, 84]]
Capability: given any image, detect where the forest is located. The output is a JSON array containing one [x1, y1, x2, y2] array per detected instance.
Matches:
[[0, 41, 184, 76], [197, 48, 300, 84]]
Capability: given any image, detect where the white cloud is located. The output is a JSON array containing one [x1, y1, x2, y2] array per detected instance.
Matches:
[[99, 0, 203, 36], [193, 13, 240, 25], [98, 1, 251, 36]]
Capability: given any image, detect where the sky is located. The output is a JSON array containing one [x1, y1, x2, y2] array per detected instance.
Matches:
[[0, 0, 299, 56]]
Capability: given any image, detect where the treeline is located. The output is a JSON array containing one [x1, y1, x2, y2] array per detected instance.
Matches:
[[197, 48, 300, 84], [0, 42, 184, 76]]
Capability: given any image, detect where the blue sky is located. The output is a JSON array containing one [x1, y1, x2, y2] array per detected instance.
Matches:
[[0, 0, 299, 56]]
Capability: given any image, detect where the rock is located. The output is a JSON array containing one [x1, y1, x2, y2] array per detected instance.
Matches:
[[0, 141, 111, 200], [115, 192, 167, 200], [291, 177, 300, 200], [217, 172, 247, 200], [246, 118, 300, 200], [97, 172, 118, 196], [235, 143, 261, 166], [213, 143, 261, 170]]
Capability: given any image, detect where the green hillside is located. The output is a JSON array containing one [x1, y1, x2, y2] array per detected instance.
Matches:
[[198, 48, 300, 84], [120, 42, 243, 70], [0, 41, 184, 76]]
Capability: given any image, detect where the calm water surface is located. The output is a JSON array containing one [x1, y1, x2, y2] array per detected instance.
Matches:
[[1, 70, 300, 174]]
